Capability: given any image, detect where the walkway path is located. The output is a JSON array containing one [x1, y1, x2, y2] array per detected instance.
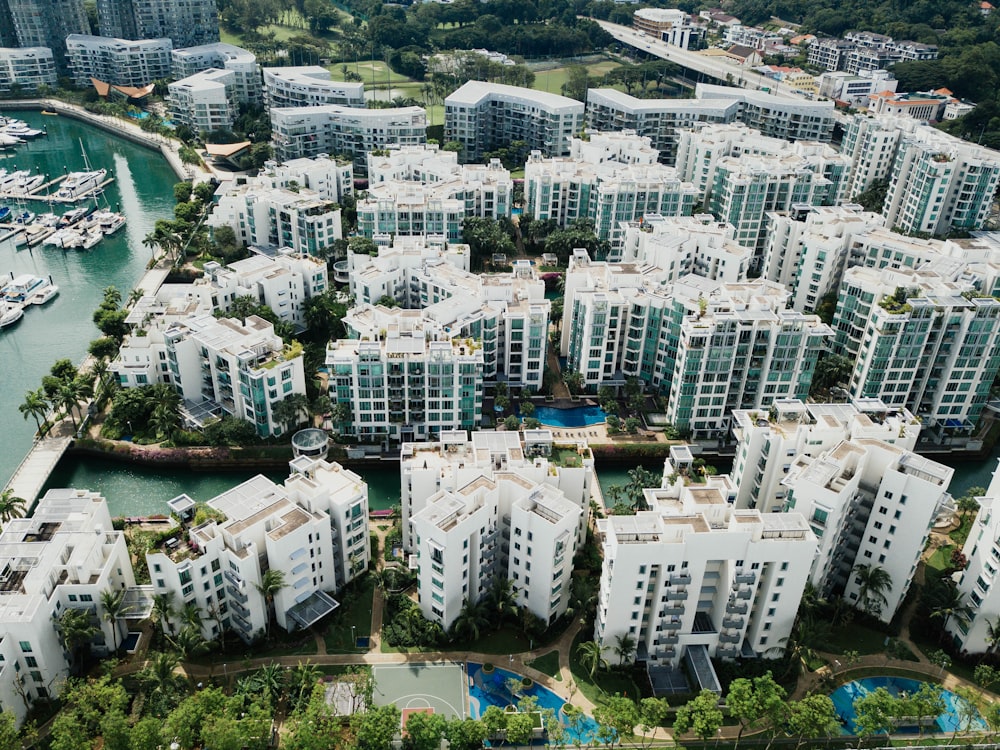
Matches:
[[4, 435, 72, 502]]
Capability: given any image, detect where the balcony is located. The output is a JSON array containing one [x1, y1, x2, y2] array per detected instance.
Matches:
[[726, 602, 748, 615], [662, 619, 682, 630], [669, 573, 692, 586], [226, 585, 248, 604], [735, 588, 753, 600], [735, 572, 756, 585], [722, 616, 744, 629], [666, 587, 689, 600], [660, 633, 679, 645], [718, 645, 739, 658], [720, 632, 741, 644], [662, 605, 684, 616], [658, 646, 677, 658]]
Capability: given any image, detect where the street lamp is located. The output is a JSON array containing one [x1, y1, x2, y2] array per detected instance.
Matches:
[[351, 625, 356, 647]]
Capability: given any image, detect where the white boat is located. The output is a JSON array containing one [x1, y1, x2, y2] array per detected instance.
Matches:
[[35, 212, 59, 227], [94, 210, 126, 235], [54, 169, 106, 201], [56, 207, 90, 228], [12, 211, 34, 225], [2, 274, 48, 303], [27, 282, 58, 305], [0, 134, 23, 148], [78, 231, 102, 250], [44, 229, 83, 248], [3, 122, 43, 139], [10, 173, 44, 193], [0, 302, 23, 327]]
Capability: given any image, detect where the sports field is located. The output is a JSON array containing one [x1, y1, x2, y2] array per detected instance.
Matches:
[[371, 662, 468, 720]]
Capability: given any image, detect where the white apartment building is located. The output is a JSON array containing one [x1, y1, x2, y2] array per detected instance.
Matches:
[[271, 105, 427, 172], [0, 47, 55, 92], [948, 463, 1000, 652], [761, 205, 884, 312], [832, 266, 1000, 430], [256, 155, 354, 204], [263, 66, 365, 109], [65, 34, 171, 87], [523, 131, 698, 241], [675, 123, 849, 262], [595, 463, 816, 669], [617, 214, 752, 279], [783, 438, 952, 622], [633, 8, 699, 49], [841, 114, 1000, 235], [112, 313, 307, 437], [410, 454, 582, 631], [7, 0, 89, 71], [171, 42, 260, 104], [694, 83, 836, 142], [347, 235, 470, 299], [358, 153, 512, 242], [444, 81, 585, 162], [347, 257, 549, 389], [0, 489, 138, 726], [730, 398, 922, 513], [817, 70, 897, 106], [326, 336, 484, 442], [168, 68, 238, 134], [209, 182, 342, 258], [147, 456, 369, 643]]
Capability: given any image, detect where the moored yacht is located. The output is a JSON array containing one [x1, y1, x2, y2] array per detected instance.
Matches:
[[54, 169, 106, 201]]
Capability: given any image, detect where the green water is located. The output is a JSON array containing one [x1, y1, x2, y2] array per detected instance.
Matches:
[[0, 111, 177, 486], [46, 456, 402, 516]]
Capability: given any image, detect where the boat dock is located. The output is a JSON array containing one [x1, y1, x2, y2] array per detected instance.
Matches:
[[13, 177, 115, 204], [5, 436, 72, 505]]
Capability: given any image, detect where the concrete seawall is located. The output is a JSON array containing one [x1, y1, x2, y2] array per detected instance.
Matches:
[[0, 98, 200, 182]]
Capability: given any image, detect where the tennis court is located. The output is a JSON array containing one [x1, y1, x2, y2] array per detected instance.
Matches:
[[372, 662, 468, 720]]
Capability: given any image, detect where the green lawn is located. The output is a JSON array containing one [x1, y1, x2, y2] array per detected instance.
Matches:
[[823, 621, 890, 656], [531, 60, 625, 95], [327, 59, 414, 85], [925, 545, 955, 575], [568, 631, 643, 705], [324, 575, 376, 653], [526, 649, 562, 681]]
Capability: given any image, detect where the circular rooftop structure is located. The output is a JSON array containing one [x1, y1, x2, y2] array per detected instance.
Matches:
[[291, 428, 330, 459]]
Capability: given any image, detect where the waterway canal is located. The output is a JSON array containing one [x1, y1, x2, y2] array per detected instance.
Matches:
[[0, 111, 177, 486]]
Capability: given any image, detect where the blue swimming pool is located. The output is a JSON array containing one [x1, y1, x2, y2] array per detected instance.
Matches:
[[829, 676, 985, 735], [531, 405, 606, 428], [467, 662, 600, 745]]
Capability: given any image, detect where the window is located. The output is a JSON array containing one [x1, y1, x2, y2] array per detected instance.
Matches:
[[18, 642, 31, 653], [80, 594, 93, 602]]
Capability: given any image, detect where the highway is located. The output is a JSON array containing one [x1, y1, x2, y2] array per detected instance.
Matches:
[[592, 18, 824, 103]]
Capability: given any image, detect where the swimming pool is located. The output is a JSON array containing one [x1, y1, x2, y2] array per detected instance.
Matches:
[[467, 662, 600, 745], [829, 676, 985, 734], [531, 405, 606, 428]]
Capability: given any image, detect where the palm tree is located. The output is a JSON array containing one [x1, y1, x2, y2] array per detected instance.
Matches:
[[89, 359, 112, 401], [930, 584, 973, 637], [485, 577, 518, 627], [255, 568, 286, 639], [180, 601, 202, 632], [19, 388, 49, 433], [57, 607, 99, 675], [289, 660, 322, 711], [614, 633, 637, 666], [168, 625, 210, 660], [451, 598, 491, 642], [853, 564, 893, 618], [102, 286, 122, 307], [140, 650, 180, 698], [272, 393, 310, 434], [985, 616, 1000, 656], [100, 588, 132, 653], [151, 591, 176, 638], [128, 287, 144, 306], [0, 489, 27, 524], [576, 640, 609, 679], [57, 378, 91, 431], [146, 384, 181, 440], [254, 663, 288, 709]]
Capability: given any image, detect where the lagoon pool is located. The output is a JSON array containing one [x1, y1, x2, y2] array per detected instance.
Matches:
[[532, 405, 606, 428], [830, 676, 984, 734], [467, 662, 600, 745]]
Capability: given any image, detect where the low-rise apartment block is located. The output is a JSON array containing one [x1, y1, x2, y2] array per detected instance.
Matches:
[[171, 42, 260, 104], [263, 66, 365, 109], [65, 34, 171, 87], [595, 459, 816, 670], [271, 105, 427, 172], [524, 130, 697, 241], [326, 335, 484, 442], [0, 46, 55, 93], [444, 81, 585, 162], [783, 438, 952, 622], [256, 154, 354, 204], [404, 431, 592, 628], [616, 214, 752, 279], [168, 68, 238, 134], [209, 181, 342, 258], [0, 489, 138, 726], [147, 456, 369, 643], [633, 8, 701, 49]]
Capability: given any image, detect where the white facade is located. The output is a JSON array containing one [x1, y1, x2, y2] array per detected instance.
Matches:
[[633, 8, 698, 49], [271, 105, 427, 172], [949, 463, 1000, 652], [359, 149, 512, 242], [523, 131, 698, 241], [0, 46, 56, 92], [817, 70, 897, 106], [147, 456, 369, 643], [256, 155, 354, 204], [208, 182, 342, 258], [595, 467, 816, 667], [444, 81, 585, 162], [783, 438, 952, 622], [694, 83, 836, 142], [0, 489, 137, 726], [65, 34, 171, 87], [171, 42, 260, 104], [730, 398, 921, 513], [404, 430, 591, 628], [617, 214, 751, 279], [168, 68, 238, 134], [263, 66, 365, 109]]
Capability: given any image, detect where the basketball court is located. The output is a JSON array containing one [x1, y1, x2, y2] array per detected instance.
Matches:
[[372, 662, 468, 720]]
